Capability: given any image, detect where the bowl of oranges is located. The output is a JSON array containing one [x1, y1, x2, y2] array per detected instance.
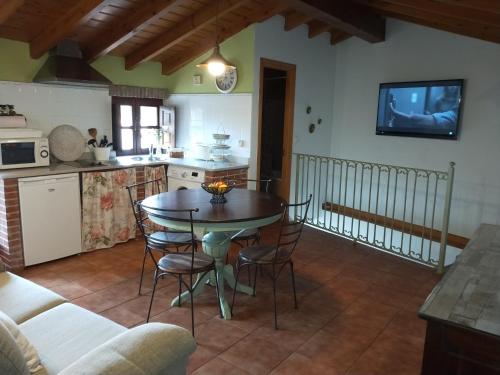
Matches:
[[201, 180, 236, 204]]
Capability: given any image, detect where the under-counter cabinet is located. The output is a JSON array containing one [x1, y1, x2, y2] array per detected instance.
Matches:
[[18, 173, 82, 266]]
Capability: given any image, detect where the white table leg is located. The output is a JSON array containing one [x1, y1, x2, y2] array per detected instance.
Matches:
[[170, 231, 253, 319]]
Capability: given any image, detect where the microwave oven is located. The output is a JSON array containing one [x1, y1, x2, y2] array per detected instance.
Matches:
[[0, 138, 50, 169]]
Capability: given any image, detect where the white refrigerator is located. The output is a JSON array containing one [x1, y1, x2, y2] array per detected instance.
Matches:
[[19, 173, 82, 266]]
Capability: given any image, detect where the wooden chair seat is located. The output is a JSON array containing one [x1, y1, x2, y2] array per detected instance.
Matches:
[[148, 231, 192, 246], [239, 245, 290, 264], [158, 253, 215, 274]]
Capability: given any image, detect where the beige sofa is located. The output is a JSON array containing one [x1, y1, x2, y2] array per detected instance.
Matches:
[[0, 267, 196, 375]]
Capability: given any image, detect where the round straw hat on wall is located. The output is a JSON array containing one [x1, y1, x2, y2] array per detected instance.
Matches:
[[48, 124, 86, 162]]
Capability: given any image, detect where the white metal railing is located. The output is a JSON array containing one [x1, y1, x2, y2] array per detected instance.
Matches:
[[292, 153, 455, 272]]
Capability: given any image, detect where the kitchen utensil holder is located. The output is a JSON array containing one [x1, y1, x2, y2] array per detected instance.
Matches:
[[94, 147, 111, 161]]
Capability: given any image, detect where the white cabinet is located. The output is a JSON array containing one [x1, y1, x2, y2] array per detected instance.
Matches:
[[19, 173, 82, 266]]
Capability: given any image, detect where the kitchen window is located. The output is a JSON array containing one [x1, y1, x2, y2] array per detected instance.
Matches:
[[111, 97, 163, 155]]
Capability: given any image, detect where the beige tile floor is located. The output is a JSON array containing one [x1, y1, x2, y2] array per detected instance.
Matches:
[[18, 226, 440, 375]]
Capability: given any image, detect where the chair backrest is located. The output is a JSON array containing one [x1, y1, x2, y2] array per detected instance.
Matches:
[[273, 194, 312, 264], [238, 178, 272, 193], [125, 179, 162, 236], [140, 205, 199, 266]]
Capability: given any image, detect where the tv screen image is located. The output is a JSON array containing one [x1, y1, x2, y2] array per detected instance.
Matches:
[[376, 79, 463, 139]]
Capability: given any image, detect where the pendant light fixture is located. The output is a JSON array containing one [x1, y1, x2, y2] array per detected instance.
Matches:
[[196, 0, 235, 76]]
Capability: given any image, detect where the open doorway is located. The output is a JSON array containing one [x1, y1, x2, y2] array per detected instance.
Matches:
[[257, 58, 296, 201]]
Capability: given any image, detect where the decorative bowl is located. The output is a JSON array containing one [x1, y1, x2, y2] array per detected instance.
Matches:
[[201, 180, 236, 204], [213, 133, 230, 141]]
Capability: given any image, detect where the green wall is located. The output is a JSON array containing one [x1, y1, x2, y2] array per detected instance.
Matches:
[[0, 38, 47, 83], [163, 25, 254, 93], [0, 25, 254, 93]]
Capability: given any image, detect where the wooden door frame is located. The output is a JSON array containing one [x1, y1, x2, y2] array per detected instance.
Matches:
[[256, 58, 296, 200]]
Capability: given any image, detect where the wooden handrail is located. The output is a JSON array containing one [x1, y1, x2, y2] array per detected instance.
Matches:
[[322, 201, 469, 249]]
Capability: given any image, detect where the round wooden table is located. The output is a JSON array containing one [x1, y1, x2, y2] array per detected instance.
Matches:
[[141, 188, 285, 319]]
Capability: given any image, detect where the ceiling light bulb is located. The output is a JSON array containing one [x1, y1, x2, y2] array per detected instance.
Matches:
[[207, 61, 226, 76], [197, 45, 235, 76]]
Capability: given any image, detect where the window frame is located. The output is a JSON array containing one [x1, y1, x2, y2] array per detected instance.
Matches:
[[111, 97, 163, 156]]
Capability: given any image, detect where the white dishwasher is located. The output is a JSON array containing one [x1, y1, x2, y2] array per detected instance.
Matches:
[[19, 173, 82, 266]]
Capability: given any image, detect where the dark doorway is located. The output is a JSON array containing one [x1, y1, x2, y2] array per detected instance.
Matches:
[[260, 68, 286, 194], [257, 59, 296, 200]]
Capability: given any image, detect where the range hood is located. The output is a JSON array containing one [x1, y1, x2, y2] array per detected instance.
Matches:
[[33, 40, 111, 88]]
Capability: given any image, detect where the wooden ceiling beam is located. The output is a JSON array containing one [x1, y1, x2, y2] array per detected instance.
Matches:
[[30, 0, 111, 59], [433, 0, 500, 15], [360, 1, 500, 44], [84, 0, 183, 61], [381, 9, 500, 44], [330, 29, 351, 44], [308, 20, 331, 38], [284, 11, 313, 31], [0, 0, 24, 25], [286, 0, 385, 43], [356, 0, 500, 28], [161, 2, 288, 75], [125, 0, 250, 70]]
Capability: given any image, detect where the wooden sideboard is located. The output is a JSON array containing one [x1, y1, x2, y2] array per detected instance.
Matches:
[[419, 224, 500, 375]]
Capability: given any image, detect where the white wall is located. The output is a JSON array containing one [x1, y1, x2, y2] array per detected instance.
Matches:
[[0, 81, 112, 139], [251, 16, 337, 180], [331, 19, 500, 237], [166, 93, 252, 160]]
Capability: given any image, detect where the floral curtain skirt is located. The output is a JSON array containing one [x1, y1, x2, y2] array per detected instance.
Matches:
[[81, 166, 167, 252], [81, 168, 137, 252]]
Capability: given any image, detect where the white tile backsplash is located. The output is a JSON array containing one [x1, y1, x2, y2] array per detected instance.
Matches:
[[0, 81, 112, 140], [0, 83, 252, 164], [166, 94, 252, 160]]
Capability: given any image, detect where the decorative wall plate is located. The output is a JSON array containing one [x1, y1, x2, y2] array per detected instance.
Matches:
[[49, 124, 86, 162]]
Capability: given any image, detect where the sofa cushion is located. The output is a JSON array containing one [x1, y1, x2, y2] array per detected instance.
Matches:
[[0, 272, 66, 324], [58, 323, 196, 375], [0, 318, 29, 375], [0, 311, 42, 373], [19, 303, 126, 375]]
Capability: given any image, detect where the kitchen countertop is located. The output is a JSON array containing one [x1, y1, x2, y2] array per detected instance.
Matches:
[[0, 156, 249, 179]]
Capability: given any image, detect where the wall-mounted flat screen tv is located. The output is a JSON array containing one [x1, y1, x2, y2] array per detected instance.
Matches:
[[376, 79, 463, 139]]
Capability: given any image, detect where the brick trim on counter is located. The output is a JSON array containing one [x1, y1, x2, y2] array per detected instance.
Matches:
[[205, 168, 248, 188], [0, 179, 24, 270]]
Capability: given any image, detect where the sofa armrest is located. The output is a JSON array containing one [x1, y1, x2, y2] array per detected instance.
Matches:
[[57, 323, 196, 375]]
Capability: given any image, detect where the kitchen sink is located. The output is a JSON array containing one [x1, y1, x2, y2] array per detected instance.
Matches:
[[129, 156, 164, 161]]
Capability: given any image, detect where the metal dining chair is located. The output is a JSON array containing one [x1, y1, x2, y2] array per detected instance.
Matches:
[[125, 179, 192, 295], [231, 194, 312, 329], [143, 206, 221, 336], [231, 178, 272, 247], [230, 178, 272, 280]]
